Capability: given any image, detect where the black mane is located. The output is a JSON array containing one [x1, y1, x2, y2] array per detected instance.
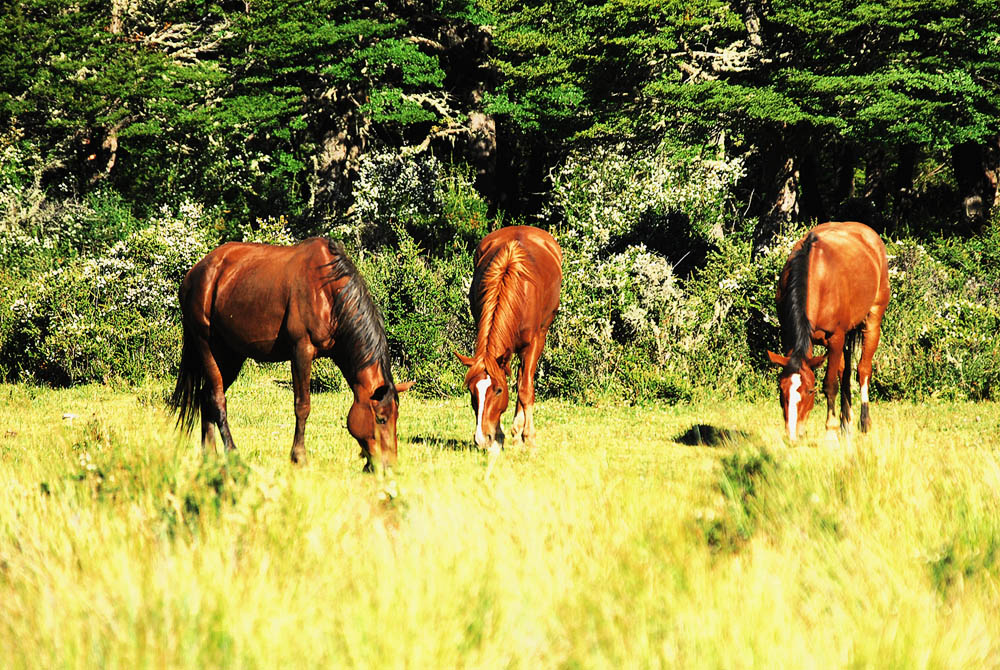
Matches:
[[322, 239, 396, 392], [777, 233, 816, 373]]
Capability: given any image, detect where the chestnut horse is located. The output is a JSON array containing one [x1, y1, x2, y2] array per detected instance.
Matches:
[[170, 237, 412, 471], [767, 221, 890, 440], [455, 226, 562, 452]]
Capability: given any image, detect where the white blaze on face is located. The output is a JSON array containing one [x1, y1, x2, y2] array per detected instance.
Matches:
[[475, 376, 492, 446], [787, 373, 802, 440]]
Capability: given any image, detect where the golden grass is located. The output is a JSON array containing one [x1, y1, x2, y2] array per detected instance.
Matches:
[[1, 370, 999, 668]]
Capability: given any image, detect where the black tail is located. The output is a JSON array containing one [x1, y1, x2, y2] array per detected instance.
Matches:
[[840, 326, 861, 430], [169, 323, 203, 434]]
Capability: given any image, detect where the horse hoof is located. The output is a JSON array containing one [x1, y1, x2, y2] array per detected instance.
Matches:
[[290, 450, 308, 465]]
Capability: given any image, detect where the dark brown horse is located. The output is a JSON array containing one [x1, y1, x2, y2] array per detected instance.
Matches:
[[455, 226, 562, 452], [767, 221, 890, 440], [170, 237, 412, 470]]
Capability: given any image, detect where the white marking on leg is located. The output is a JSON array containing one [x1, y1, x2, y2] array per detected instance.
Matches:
[[512, 405, 525, 438], [788, 373, 802, 440], [475, 376, 491, 447], [860, 380, 869, 405]]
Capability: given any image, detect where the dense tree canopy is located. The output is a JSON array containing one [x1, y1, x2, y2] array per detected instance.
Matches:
[[1, 0, 998, 233]]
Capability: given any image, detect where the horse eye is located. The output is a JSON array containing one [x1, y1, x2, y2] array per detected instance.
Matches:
[[494, 386, 502, 396], [375, 416, 387, 425]]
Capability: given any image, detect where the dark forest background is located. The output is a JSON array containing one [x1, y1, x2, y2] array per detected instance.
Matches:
[[1, 0, 998, 401]]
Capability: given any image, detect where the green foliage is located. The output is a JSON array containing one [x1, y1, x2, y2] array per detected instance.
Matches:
[[359, 234, 473, 396], [64, 415, 252, 541], [540, 142, 769, 402], [876, 233, 1000, 401], [0, 204, 214, 385], [701, 447, 777, 551]]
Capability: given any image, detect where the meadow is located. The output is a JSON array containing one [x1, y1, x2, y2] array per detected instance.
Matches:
[[2, 366, 999, 669]]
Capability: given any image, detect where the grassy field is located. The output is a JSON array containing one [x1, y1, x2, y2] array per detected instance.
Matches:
[[2, 365, 999, 669]]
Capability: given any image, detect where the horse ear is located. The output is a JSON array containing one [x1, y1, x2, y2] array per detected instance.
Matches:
[[767, 350, 789, 367], [395, 381, 414, 394], [454, 351, 475, 367], [806, 353, 828, 369]]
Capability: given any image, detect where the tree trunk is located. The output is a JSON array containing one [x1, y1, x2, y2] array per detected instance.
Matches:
[[750, 134, 800, 253], [890, 143, 917, 234], [983, 134, 1000, 229], [832, 143, 856, 203], [952, 140, 992, 234], [862, 149, 890, 233], [87, 0, 126, 188], [796, 147, 825, 224]]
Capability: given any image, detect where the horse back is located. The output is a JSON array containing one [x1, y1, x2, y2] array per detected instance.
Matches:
[[805, 222, 890, 332], [180, 238, 337, 360]]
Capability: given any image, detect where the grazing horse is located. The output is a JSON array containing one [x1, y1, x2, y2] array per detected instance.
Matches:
[[455, 226, 562, 452], [170, 237, 412, 471], [767, 221, 890, 440]]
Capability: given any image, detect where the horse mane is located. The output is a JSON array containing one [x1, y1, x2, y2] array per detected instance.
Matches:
[[778, 232, 816, 373], [466, 240, 534, 384], [322, 239, 395, 391]]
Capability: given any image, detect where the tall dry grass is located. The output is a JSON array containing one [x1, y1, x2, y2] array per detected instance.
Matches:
[[1, 371, 998, 668]]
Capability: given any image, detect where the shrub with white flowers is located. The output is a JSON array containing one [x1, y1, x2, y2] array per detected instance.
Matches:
[[540, 143, 748, 401], [1, 202, 214, 384]]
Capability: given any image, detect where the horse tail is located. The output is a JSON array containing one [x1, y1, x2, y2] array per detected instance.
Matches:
[[169, 318, 203, 434]]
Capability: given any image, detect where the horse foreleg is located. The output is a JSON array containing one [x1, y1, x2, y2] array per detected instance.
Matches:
[[290, 343, 316, 464], [858, 315, 885, 433], [823, 332, 846, 433], [513, 334, 546, 449]]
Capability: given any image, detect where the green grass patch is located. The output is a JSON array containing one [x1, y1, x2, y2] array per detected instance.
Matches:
[[1, 376, 999, 667]]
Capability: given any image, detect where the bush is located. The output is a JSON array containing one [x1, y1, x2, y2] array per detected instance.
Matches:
[[344, 151, 491, 257], [545, 141, 744, 255], [343, 151, 496, 395], [0, 204, 213, 385], [876, 236, 1000, 400], [359, 233, 473, 395], [540, 142, 757, 402]]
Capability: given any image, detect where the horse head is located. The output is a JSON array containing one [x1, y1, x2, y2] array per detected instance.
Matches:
[[767, 350, 827, 440], [347, 373, 414, 473], [455, 351, 510, 452]]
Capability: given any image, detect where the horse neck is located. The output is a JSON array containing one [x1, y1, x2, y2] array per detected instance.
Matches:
[[474, 242, 529, 371], [323, 246, 393, 390], [347, 359, 393, 401]]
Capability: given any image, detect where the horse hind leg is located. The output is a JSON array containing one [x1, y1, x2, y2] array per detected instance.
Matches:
[[198, 340, 244, 454], [858, 314, 885, 433], [823, 331, 847, 432], [839, 328, 859, 433]]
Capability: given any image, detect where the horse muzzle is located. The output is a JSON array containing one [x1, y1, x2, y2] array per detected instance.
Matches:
[[475, 424, 504, 452]]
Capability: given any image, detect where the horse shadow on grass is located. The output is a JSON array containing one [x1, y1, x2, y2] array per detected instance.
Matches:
[[674, 424, 753, 447], [409, 434, 471, 452]]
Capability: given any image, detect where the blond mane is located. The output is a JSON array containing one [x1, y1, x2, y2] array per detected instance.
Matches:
[[465, 240, 534, 383]]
